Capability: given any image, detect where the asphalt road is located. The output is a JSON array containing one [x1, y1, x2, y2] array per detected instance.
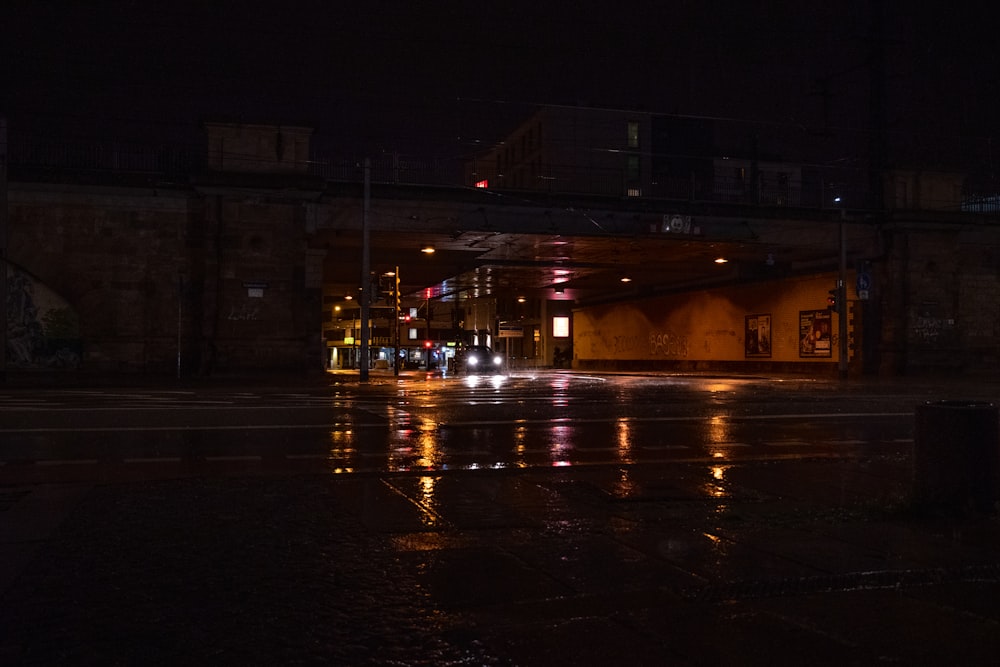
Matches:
[[0, 371, 964, 483], [3, 371, 1000, 665]]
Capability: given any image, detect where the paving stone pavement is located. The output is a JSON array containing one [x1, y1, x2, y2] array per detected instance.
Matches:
[[2, 455, 999, 666]]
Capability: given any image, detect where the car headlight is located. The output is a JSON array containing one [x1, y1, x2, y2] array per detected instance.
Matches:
[[468, 357, 478, 365], [493, 356, 502, 365]]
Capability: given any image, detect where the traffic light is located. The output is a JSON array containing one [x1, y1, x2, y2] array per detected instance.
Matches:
[[378, 273, 392, 305], [827, 287, 839, 313]]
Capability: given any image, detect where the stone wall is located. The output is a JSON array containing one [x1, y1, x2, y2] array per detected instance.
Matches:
[[8, 185, 191, 372], [7, 183, 324, 375], [877, 216, 1000, 375]]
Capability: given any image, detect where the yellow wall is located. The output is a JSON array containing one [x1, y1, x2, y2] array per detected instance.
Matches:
[[574, 272, 855, 364]]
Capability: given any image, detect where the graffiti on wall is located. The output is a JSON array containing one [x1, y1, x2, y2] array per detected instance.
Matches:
[[576, 327, 690, 359], [612, 333, 643, 354], [5, 264, 81, 368], [649, 330, 689, 358], [227, 302, 260, 321], [912, 315, 954, 345], [701, 328, 738, 355]]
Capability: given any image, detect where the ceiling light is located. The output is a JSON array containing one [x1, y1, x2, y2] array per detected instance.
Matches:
[[714, 257, 729, 264], [620, 277, 632, 283], [421, 245, 436, 254], [517, 296, 526, 303]]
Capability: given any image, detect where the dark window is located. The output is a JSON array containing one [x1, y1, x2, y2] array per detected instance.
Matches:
[[627, 154, 640, 181]]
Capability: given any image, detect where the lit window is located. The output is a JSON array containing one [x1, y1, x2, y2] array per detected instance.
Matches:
[[627, 121, 639, 148], [553, 316, 570, 338]]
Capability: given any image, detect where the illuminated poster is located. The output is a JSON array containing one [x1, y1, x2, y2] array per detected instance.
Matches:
[[799, 310, 832, 357], [744, 314, 771, 357]]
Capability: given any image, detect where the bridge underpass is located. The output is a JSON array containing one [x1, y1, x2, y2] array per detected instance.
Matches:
[[312, 185, 879, 309], [311, 186, 880, 372]]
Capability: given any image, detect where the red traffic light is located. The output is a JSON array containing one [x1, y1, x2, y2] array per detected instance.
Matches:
[[423, 340, 432, 348], [827, 288, 839, 313]]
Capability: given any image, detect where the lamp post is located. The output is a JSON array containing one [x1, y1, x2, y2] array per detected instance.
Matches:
[[359, 158, 371, 381], [838, 208, 849, 379], [0, 116, 8, 383]]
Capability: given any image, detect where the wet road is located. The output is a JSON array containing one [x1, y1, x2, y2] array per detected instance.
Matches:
[[0, 371, 966, 482], [3, 371, 1000, 665]]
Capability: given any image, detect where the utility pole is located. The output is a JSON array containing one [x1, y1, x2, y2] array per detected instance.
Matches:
[[0, 116, 8, 384], [838, 213, 849, 379], [359, 158, 371, 382], [425, 297, 431, 370], [176, 274, 183, 379], [869, 0, 886, 213], [393, 265, 400, 376]]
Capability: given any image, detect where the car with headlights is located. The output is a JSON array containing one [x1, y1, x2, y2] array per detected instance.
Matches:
[[457, 345, 504, 374]]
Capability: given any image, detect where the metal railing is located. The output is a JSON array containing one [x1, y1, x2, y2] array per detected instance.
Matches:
[[8, 135, 997, 214], [307, 153, 461, 186], [9, 136, 201, 179]]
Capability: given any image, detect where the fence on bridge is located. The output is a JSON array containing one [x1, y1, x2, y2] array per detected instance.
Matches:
[[7, 134, 993, 213]]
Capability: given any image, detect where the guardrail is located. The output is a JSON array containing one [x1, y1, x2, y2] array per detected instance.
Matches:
[[8, 135, 995, 213], [9, 136, 201, 178]]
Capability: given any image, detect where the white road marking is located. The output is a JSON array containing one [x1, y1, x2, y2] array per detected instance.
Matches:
[[0, 410, 912, 434], [437, 412, 910, 428], [0, 423, 378, 434], [205, 455, 262, 462], [124, 457, 183, 463], [36, 459, 99, 466]]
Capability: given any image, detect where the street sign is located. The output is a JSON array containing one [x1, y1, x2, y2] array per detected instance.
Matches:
[[243, 281, 268, 298], [857, 272, 871, 301], [498, 326, 523, 338]]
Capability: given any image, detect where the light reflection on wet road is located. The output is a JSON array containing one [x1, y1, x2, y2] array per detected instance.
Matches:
[[6, 372, 1000, 665], [0, 371, 949, 484]]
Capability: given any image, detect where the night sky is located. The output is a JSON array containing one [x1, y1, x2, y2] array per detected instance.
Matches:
[[3, 1, 998, 169]]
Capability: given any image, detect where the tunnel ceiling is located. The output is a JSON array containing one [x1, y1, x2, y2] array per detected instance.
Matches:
[[315, 212, 863, 309]]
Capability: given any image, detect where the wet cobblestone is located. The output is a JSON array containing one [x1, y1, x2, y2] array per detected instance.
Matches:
[[0, 476, 502, 666], [2, 461, 1000, 665]]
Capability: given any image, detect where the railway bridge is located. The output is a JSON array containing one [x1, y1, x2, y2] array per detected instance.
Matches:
[[3, 124, 998, 378]]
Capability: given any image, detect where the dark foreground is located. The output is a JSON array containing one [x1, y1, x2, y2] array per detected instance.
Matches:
[[3, 457, 999, 665], [2, 370, 1000, 664]]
